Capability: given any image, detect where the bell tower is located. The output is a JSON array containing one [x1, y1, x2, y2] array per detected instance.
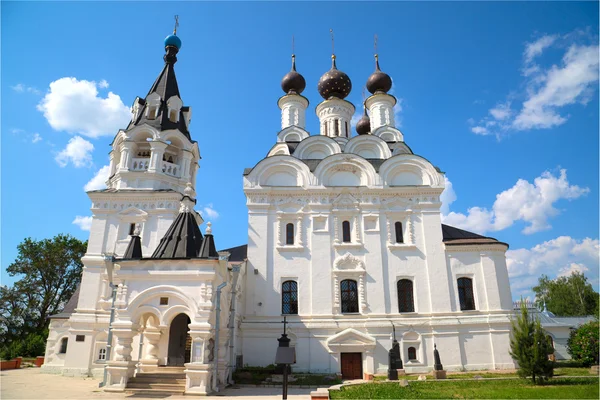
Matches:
[[106, 30, 199, 195]]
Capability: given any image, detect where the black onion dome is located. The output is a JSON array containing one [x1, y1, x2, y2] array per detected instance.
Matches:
[[318, 56, 352, 100], [366, 55, 392, 94], [356, 108, 370, 135], [281, 55, 306, 94]]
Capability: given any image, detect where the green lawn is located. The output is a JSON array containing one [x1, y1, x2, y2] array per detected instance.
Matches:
[[329, 378, 599, 399], [371, 367, 594, 382]]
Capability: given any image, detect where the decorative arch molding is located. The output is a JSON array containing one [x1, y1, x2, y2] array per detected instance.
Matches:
[[313, 154, 380, 187], [372, 125, 404, 142], [334, 252, 365, 271], [161, 305, 194, 326], [267, 143, 291, 157], [126, 285, 197, 323], [332, 253, 367, 314], [345, 135, 392, 160], [130, 305, 162, 326], [160, 130, 194, 151], [277, 125, 310, 143], [293, 136, 342, 160], [125, 124, 161, 142], [246, 156, 313, 188], [379, 154, 444, 188], [325, 328, 376, 353]]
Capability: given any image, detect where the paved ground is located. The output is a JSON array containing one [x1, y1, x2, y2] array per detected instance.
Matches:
[[1, 368, 313, 400]]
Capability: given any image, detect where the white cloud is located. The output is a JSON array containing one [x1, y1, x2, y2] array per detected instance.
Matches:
[[524, 34, 558, 65], [98, 79, 109, 89], [55, 136, 94, 168], [513, 43, 599, 130], [440, 176, 457, 215], [471, 126, 489, 135], [470, 32, 599, 137], [11, 83, 41, 95], [489, 102, 513, 121], [31, 133, 42, 143], [201, 204, 219, 220], [37, 77, 131, 138], [72, 216, 93, 231], [506, 236, 599, 299], [84, 165, 111, 191], [443, 169, 588, 234]]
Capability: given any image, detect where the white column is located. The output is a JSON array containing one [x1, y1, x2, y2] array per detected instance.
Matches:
[[180, 150, 194, 182], [148, 141, 168, 173], [118, 142, 134, 172]]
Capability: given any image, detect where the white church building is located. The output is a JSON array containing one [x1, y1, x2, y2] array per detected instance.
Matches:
[[42, 30, 516, 394]]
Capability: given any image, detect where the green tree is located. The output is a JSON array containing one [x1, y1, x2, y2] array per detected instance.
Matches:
[[510, 301, 554, 384], [532, 272, 598, 317], [567, 321, 599, 367], [0, 234, 86, 353]]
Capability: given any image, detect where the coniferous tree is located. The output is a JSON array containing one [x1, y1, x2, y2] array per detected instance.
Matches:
[[510, 300, 554, 384]]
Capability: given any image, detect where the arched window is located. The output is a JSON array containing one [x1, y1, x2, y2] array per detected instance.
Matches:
[[408, 347, 417, 361], [286, 223, 295, 245], [457, 277, 475, 311], [397, 279, 415, 313], [282, 281, 298, 315], [395, 222, 404, 243], [342, 220, 351, 243], [340, 279, 359, 313], [59, 337, 68, 354]]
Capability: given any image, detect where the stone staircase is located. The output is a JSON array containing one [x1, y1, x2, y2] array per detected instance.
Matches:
[[126, 366, 186, 395]]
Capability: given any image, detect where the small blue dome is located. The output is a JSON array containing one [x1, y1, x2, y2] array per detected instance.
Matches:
[[164, 34, 182, 49]]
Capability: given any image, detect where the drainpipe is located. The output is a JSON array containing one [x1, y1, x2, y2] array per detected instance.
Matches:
[[99, 254, 117, 388], [227, 262, 243, 383], [213, 281, 227, 392]]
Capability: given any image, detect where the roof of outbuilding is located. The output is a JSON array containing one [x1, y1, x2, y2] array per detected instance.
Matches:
[[48, 285, 80, 319], [219, 244, 248, 262], [441, 224, 508, 248]]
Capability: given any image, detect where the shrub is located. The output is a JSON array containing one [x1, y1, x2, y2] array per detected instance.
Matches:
[[567, 321, 599, 367], [24, 333, 46, 357]]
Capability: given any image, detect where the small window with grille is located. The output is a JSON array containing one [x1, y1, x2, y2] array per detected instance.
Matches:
[[76, 335, 85, 342], [98, 347, 107, 361], [282, 281, 298, 315], [340, 279, 359, 313], [160, 297, 169, 305]]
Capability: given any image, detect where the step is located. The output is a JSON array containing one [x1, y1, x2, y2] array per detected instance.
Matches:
[[127, 382, 186, 390], [134, 373, 186, 379], [141, 366, 185, 372], [125, 388, 185, 395], [130, 377, 187, 384]]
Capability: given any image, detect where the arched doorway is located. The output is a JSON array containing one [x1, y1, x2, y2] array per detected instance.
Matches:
[[168, 313, 191, 366]]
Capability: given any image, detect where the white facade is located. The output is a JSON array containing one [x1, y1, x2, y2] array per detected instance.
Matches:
[[43, 36, 519, 393], [241, 74, 516, 376]]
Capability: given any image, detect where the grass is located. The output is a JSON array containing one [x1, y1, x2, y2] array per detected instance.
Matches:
[[371, 366, 595, 382], [329, 378, 599, 399]]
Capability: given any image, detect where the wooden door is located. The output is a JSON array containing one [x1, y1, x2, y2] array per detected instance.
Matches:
[[340, 353, 363, 380]]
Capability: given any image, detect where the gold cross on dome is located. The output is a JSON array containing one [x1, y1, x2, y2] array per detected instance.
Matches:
[[173, 15, 179, 34]]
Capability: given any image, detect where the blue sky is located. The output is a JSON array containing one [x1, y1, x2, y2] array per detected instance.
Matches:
[[2, 1, 598, 299]]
